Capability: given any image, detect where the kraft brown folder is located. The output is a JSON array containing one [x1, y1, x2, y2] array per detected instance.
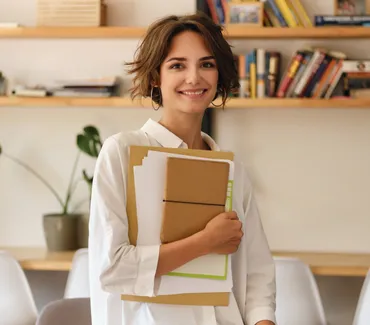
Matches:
[[121, 145, 234, 306], [161, 157, 229, 244]]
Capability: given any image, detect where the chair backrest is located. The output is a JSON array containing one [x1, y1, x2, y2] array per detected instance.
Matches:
[[0, 250, 38, 325], [64, 248, 90, 298], [36, 298, 91, 325], [353, 269, 370, 325], [274, 256, 327, 325]]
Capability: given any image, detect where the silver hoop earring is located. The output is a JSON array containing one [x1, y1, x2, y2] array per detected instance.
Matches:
[[150, 86, 161, 111]]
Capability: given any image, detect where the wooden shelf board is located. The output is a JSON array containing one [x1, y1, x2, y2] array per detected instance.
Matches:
[[273, 251, 370, 277], [2, 247, 369, 275], [0, 26, 147, 39], [223, 26, 370, 39], [2, 247, 74, 271], [1, 96, 370, 109], [1, 26, 370, 39], [0, 96, 152, 108], [224, 98, 370, 109]]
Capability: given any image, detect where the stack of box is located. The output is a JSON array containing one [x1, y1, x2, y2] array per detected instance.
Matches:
[[37, 0, 107, 26]]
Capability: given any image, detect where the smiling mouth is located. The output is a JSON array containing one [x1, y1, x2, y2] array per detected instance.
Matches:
[[178, 89, 208, 98]]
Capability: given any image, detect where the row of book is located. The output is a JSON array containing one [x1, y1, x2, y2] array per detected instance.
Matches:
[[235, 50, 281, 99], [260, 0, 312, 27], [206, 0, 312, 27], [234, 48, 370, 99]]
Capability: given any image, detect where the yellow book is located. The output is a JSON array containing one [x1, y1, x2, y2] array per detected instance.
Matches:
[[284, 0, 303, 26], [274, 0, 298, 27], [287, 0, 313, 27], [250, 62, 257, 99]]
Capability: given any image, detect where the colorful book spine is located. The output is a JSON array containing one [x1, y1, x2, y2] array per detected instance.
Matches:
[[265, 51, 271, 96], [264, 0, 288, 26], [245, 55, 251, 98], [206, 0, 219, 23], [264, 5, 282, 26], [288, 0, 313, 27], [323, 61, 344, 98], [315, 15, 370, 26], [302, 53, 332, 97], [292, 50, 323, 97], [257, 49, 266, 98], [238, 55, 247, 98], [267, 52, 281, 97], [274, 0, 298, 27], [276, 51, 304, 97], [214, 0, 225, 24], [249, 50, 257, 99], [342, 60, 370, 73], [312, 51, 347, 98], [312, 58, 338, 98], [285, 50, 313, 97]]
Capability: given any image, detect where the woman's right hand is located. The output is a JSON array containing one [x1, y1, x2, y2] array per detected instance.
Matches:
[[200, 211, 243, 255]]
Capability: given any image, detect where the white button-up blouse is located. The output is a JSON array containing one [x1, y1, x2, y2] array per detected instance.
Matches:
[[88, 118, 276, 325]]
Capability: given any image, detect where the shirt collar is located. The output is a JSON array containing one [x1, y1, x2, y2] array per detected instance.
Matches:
[[141, 118, 220, 151]]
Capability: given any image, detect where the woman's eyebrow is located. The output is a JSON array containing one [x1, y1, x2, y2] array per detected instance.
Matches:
[[165, 56, 215, 63], [165, 57, 186, 63], [199, 56, 215, 61]]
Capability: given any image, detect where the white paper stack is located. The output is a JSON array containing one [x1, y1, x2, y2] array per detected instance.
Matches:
[[134, 150, 235, 296]]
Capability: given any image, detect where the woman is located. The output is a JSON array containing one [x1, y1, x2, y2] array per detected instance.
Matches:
[[89, 13, 276, 325]]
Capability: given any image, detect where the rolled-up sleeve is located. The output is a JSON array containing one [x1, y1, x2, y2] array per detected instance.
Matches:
[[88, 136, 160, 297], [243, 173, 276, 325]]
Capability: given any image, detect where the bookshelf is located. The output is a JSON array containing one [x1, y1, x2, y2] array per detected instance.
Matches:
[[1, 26, 370, 107], [1, 96, 370, 109], [3, 246, 369, 276], [1, 26, 370, 39]]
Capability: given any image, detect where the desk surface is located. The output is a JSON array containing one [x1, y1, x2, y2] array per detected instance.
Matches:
[[1, 247, 369, 276]]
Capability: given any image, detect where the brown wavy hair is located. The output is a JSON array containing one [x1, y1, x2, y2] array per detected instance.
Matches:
[[125, 12, 239, 108]]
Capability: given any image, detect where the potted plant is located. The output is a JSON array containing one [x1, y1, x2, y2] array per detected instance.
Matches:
[[75, 125, 103, 248], [0, 125, 102, 251]]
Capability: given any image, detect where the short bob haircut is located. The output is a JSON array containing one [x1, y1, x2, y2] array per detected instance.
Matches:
[[125, 12, 239, 108]]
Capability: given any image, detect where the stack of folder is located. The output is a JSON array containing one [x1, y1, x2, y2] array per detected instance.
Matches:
[[121, 146, 235, 306]]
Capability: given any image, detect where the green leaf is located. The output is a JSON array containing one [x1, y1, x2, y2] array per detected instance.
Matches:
[[83, 125, 100, 138], [76, 125, 102, 158], [0, 143, 2, 155], [77, 134, 92, 156]]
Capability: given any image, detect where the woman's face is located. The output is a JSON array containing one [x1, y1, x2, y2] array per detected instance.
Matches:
[[159, 31, 218, 115]]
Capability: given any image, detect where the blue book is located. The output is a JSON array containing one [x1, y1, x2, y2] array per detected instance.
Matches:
[[266, 0, 288, 27]]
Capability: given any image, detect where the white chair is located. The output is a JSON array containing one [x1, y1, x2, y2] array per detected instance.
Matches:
[[0, 250, 38, 325], [36, 298, 91, 325], [274, 256, 327, 325], [64, 248, 90, 298], [353, 269, 370, 325]]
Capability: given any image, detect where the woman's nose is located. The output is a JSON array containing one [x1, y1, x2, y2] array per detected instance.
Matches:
[[185, 67, 200, 85]]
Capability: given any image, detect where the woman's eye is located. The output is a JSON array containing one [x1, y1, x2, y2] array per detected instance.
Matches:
[[170, 63, 183, 69], [202, 62, 216, 68]]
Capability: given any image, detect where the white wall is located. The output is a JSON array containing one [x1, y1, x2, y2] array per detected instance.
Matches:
[[0, 0, 368, 324]]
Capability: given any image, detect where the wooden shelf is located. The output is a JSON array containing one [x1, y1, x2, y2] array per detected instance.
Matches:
[[0, 26, 147, 39], [0, 96, 152, 108], [273, 251, 370, 277], [1, 96, 370, 109], [2, 247, 74, 271], [2, 247, 369, 275], [1, 26, 370, 39], [223, 26, 370, 39]]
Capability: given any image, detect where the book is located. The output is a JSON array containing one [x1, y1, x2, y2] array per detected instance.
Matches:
[[315, 15, 370, 26], [274, 0, 298, 27]]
